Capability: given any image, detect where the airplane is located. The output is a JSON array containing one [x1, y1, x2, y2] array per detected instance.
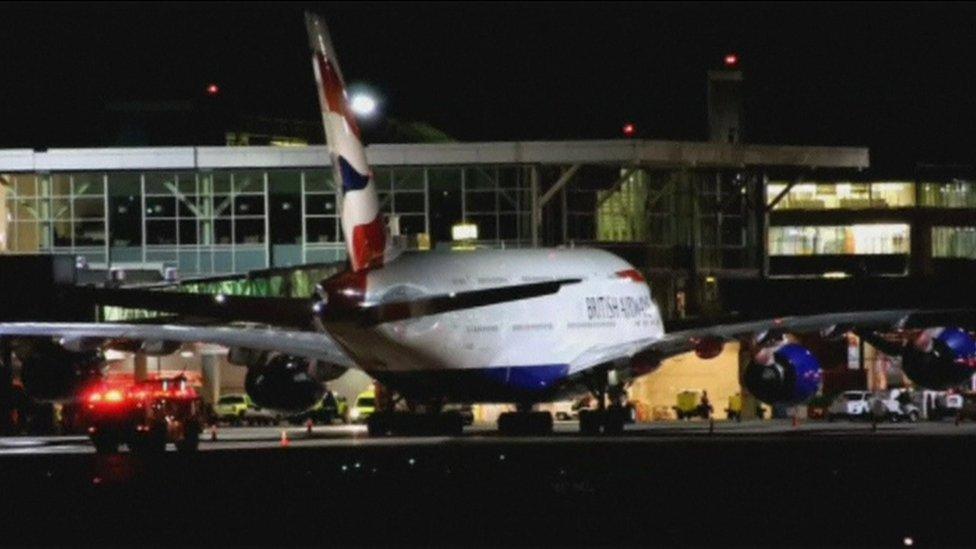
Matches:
[[1, 13, 975, 436]]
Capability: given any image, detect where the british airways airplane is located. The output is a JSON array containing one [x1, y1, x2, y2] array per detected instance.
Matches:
[[1, 13, 975, 436]]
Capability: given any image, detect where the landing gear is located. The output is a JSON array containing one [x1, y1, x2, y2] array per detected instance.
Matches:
[[497, 410, 553, 436], [578, 368, 629, 436], [366, 411, 464, 437], [579, 407, 627, 435]]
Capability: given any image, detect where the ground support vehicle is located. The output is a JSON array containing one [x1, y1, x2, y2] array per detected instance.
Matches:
[[85, 377, 203, 454]]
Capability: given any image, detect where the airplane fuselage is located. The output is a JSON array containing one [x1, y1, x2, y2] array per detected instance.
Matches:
[[322, 248, 664, 402]]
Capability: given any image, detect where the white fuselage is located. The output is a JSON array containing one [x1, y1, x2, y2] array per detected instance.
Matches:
[[324, 248, 664, 402]]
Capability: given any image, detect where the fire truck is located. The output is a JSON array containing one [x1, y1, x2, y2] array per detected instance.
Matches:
[[84, 376, 203, 454]]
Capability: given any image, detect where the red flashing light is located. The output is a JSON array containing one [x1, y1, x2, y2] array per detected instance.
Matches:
[[622, 123, 636, 138], [206, 83, 220, 96], [724, 53, 739, 67]]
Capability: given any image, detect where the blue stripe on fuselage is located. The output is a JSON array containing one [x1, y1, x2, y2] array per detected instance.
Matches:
[[366, 364, 571, 402], [338, 155, 370, 192]]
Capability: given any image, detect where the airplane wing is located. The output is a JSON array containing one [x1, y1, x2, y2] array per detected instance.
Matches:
[[569, 308, 976, 376], [0, 323, 357, 368]]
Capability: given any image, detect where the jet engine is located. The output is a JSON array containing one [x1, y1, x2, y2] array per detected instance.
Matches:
[[743, 343, 822, 405], [18, 341, 105, 401], [244, 354, 329, 413], [900, 328, 976, 389]]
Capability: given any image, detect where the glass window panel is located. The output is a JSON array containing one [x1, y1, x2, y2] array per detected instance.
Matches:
[[178, 220, 198, 245], [233, 171, 264, 193], [499, 213, 521, 240], [267, 170, 303, 194], [306, 218, 338, 243], [213, 195, 234, 218], [72, 174, 105, 195], [146, 196, 176, 218], [73, 197, 105, 219], [920, 180, 976, 208], [467, 214, 497, 241], [932, 227, 976, 259], [177, 173, 198, 194], [465, 168, 497, 190], [235, 219, 265, 244], [769, 224, 910, 255], [51, 175, 71, 196], [392, 192, 425, 213], [146, 220, 177, 245], [214, 220, 233, 245], [398, 215, 425, 236], [306, 195, 338, 215], [392, 168, 424, 191], [466, 191, 497, 213], [212, 172, 232, 194], [74, 221, 105, 245], [145, 173, 177, 195], [304, 169, 334, 193], [235, 195, 265, 216]]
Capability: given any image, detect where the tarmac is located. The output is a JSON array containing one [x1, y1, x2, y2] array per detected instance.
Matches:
[[1, 419, 974, 545]]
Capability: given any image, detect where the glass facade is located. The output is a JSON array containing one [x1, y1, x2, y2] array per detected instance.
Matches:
[[933, 227, 976, 259], [920, 180, 976, 208], [2, 167, 535, 276], [767, 181, 916, 210], [768, 224, 910, 256]]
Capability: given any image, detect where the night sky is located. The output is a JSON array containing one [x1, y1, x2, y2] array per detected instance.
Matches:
[[2, 2, 976, 174]]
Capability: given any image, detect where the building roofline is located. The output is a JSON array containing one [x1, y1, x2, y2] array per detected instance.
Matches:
[[0, 140, 869, 172]]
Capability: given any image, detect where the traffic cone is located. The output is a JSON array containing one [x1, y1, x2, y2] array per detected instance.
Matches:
[[306, 418, 314, 436], [280, 430, 290, 447], [210, 424, 218, 442]]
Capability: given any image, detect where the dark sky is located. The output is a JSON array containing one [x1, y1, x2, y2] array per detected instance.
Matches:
[[2, 2, 976, 174]]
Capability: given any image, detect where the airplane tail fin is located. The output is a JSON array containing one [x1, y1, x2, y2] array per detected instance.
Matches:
[[305, 12, 385, 272]]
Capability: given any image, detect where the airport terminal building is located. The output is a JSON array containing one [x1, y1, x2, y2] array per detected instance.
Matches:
[[2, 139, 975, 420]]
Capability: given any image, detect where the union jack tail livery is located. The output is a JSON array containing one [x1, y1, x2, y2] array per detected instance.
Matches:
[[306, 12, 386, 272]]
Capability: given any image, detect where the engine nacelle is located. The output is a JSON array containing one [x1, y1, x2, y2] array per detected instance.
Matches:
[[244, 354, 326, 413], [743, 343, 822, 405], [19, 342, 105, 401], [901, 328, 976, 390]]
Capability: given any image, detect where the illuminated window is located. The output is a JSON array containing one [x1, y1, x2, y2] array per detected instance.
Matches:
[[932, 227, 976, 259], [768, 181, 914, 210], [920, 180, 976, 208], [769, 224, 910, 256]]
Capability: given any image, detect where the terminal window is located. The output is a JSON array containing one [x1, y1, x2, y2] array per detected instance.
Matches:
[[932, 227, 976, 259], [768, 182, 915, 210], [768, 224, 910, 255]]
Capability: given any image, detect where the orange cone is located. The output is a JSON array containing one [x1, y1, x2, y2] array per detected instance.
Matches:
[[280, 430, 290, 447], [306, 418, 314, 436]]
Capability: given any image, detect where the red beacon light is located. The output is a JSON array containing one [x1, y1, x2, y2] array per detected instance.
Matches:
[[724, 53, 739, 68], [206, 83, 220, 96], [622, 123, 636, 138]]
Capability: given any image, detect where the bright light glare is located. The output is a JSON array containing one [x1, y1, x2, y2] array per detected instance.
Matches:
[[349, 93, 377, 116]]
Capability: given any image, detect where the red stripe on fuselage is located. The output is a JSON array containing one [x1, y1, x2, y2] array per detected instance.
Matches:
[[315, 53, 361, 138], [351, 214, 386, 272]]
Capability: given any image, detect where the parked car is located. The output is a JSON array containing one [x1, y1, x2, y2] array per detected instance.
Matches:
[[215, 393, 281, 426], [349, 390, 376, 423], [828, 390, 920, 422]]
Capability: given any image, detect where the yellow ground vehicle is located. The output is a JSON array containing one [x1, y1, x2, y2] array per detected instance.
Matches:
[[673, 390, 712, 420], [726, 393, 744, 421], [349, 390, 376, 423]]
